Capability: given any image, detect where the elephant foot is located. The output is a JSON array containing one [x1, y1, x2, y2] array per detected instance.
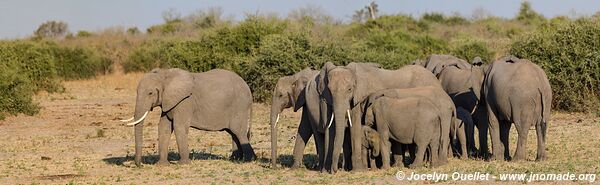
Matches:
[[351, 167, 367, 172], [178, 159, 191, 165], [380, 165, 391, 170], [408, 163, 422, 169], [230, 151, 243, 161], [243, 153, 256, 162], [156, 160, 170, 166], [291, 162, 302, 169], [535, 155, 547, 162]]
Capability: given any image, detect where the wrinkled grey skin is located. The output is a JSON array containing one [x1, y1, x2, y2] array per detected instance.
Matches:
[[483, 56, 551, 161], [364, 96, 442, 169], [129, 68, 255, 166], [411, 54, 471, 77], [361, 126, 381, 170], [363, 86, 455, 163], [317, 62, 442, 172], [270, 68, 330, 169], [415, 55, 490, 158]]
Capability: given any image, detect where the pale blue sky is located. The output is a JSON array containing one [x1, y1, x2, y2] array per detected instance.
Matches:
[[1, 0, 599, 39]]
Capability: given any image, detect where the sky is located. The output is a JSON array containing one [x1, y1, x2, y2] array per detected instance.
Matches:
[[1, 0, 599, 39]]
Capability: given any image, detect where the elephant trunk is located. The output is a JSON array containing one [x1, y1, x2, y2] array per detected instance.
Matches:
[[269, 101, 283, 167], [330, 103, 349, 172], [132, 101, 151, 167]]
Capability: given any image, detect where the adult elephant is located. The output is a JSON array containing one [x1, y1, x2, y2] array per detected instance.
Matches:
[[270, 68, 329, 169], [437, 57, 489, 157], [411, 54, 471, 77], [483, 56, 551, 161], [317, 62, 444, 172], [121, 68, 255, 166]]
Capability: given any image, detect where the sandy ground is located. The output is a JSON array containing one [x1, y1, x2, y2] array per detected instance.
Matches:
[[0, 73, 598, 184]]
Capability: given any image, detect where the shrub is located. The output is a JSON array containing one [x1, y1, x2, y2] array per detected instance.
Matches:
[[0, 40, 111, 119], [451, 39, 495, 63], [52, 46, 112, 80], [510, 18, 600, 112]]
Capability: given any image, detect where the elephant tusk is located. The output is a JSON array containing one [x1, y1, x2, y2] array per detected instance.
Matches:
[[120, 117, 134, 122], [126, 111, 148, 126], [327, 114, 335, 129], [347, 109, 353, 127], [274, 114, 280, 127]]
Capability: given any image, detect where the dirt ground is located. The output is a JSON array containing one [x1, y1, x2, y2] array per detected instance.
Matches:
[[0, 73, 598, 184]]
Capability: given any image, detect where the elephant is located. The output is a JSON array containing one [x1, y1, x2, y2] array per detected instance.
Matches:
[[416, 55, 490, 158], [317, 62, 443, 172], [411, 54, 471, 77], [363, 96, 442, 169], [270, 67, 330, 169], [361, 126, 381, 170], [363, 86, 457, 161], [121, 68, 255, 166], [452, 106, 474, 159], [483, 56, 552, 162]]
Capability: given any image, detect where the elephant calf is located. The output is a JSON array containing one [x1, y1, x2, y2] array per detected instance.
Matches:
[[121, 68, 256, 166], [364, 96, 443, 169]]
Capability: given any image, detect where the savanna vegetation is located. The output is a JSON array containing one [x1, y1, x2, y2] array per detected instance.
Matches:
[[1, 2, 600, 119]]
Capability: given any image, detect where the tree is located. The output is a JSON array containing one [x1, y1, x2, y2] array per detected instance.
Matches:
[[162, 8, 182, 23], [352, 1, 379, 23], [34, 21, 68, 38], [516, 1, 545, 24]]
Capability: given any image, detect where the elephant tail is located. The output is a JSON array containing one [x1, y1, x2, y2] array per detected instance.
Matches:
[[247, 106, 253, 140], [538, 88, 548, 139]]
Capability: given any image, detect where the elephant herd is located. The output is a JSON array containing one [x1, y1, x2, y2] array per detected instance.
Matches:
[[270, 54, 551, 172], [120, 54, 552, 173]]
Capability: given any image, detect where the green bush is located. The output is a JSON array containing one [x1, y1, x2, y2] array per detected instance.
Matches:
[[451, 39, 494, 63], [510, 18, 600, 112], [0, 40, 111, 119]]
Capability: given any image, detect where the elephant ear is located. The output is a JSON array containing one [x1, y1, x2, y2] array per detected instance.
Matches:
[[471, 57, 484, 66], [161, 68, 194, 112], [317, 62, 335, 95], [292, 77, 307, 112], [347, 63, 378, 108]]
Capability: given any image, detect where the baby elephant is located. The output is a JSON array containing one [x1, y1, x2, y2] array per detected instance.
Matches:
[[364, 96, 442, 169], [362, 126, 382, 170], [451, 107, 475, 159]]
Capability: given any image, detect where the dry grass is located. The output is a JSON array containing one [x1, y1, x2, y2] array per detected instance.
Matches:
[[0, 73, 598, 184]]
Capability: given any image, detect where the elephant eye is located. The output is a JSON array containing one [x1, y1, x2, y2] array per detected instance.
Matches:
[[148, 91, 153, 95]]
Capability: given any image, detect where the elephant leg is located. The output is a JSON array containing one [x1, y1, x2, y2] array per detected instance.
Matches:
[[343, 128, 352, 171], [474, 106, 490, 158], [535, 120, 548, 161], [173, 117, 191, 164], [314, 132, 325, 170], [465, 115, 477, 157], [228, 130, 243, 161], [157, 115, 173, 165], [513, 118, 531, 162], [321, 122, 333, 173], [377, 129, 391, 169], [292, 116, 313, 169], [391, 141, 403, 167], [409, 142, 427, 169], [350, 112, 366, 171], [486, 103, 504, 161], [232, 127, 256, 161], [457, 124, 467, 159], [499, 121, 512, 161], [429, 134, 441, 167]]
